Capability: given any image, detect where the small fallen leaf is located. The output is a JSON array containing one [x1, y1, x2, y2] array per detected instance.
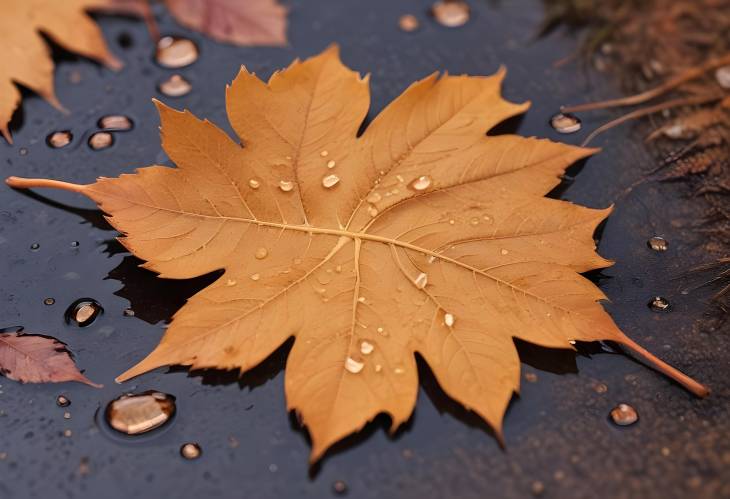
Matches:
[[0, 0, 148, 143], [164, 0, 288, 46], [0, 331, 101, 387], [6, 46, 708, 461]]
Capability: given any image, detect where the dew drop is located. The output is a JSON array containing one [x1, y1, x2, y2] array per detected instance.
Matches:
[[357, 296, 366, 303], [322, 174, 340, 188], [335, 265, 342, 273], [360, 340, 374, 355], [255, 247, 268, 259], [123, 308, 135, 317], [715, 65, 730, 89], [279, 180, 294, 192], [609, 403, 638, 426], [431, 0, 470, 27], [408, 175, 432, 191], [98, 115, 133, 131], [63, 411, 71, 419], [367, 205, 379, 217], [56, 395, 70, 407], [326, 160, 336, 169], [470, 217, 479, 226], [47, 131, 72, 148], [375, 364, 383, 373], [320, 150, 329, 157], [155, 36, 198, 68], [250, 273, 261, 281], [105, 391, 176, 435], [414, 272, 428, 289], [180, 442, 201, 460], [158, 74, 192, 97], [65, 299, 103, 327], [500, 248, 509, 255], [248, 178, 261, 189], [448, 219, 455, 225], [345, 356, 364, 374], [367, 192, 382, 203], [63, 429, 73, 437], [647, 236, 668, 252], [30, 243, 40, 251], [44, 297, 55, 306], [593, 382, 608, 394], [649, 296, 670, 311], [444, 313, 455, 327], [399, 14, 420, 32], [550, 113, 582, 134], [332, 480, 348, 495], [88, 132, 113, 150], [70, 241, 80, 248], [394, 367, 405, 375], [226, 279, 236, 287]]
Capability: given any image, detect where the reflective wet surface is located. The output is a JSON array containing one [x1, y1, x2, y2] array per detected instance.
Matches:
[[0, 1, 726, 498]]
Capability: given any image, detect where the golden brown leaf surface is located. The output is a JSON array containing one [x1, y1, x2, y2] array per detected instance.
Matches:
[[0, 0, 139, 143], [165, 0, 288, 46], [0, 331, 101, 387], [5, 47, 708, 461]]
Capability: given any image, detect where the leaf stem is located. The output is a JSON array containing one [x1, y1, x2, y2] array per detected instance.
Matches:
[[5, 176, 86, 194], [617, 336, 709, 397]]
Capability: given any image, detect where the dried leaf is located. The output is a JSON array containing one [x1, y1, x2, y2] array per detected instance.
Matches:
[[0, 331, 101, 387], [164, 0, 288, 46], [6, 46, 708, 461], [0, 0, 145, 143]]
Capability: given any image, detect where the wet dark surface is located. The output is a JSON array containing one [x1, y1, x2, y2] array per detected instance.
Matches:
[[0, 1, 728, 498]]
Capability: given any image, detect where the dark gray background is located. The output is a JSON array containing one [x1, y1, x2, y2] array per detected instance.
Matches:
[[0, 1, 727, 498]]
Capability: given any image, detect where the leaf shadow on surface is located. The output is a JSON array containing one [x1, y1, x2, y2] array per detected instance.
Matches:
[[14, 188, 113, 230]]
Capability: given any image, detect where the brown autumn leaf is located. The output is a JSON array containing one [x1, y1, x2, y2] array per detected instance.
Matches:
[[0, 331, 101, 387], [165, 0, 288, 46], [6, 46, 708, 461], [0, 0, 147, 143]]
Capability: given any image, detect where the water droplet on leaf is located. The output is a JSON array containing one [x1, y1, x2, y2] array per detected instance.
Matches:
[[408, 175, 432, 191], [444, 313, 455, 327], [279, 180, 294, 192], [322, 174, 340, 188], [326, 160, 336, 169], [414, 272, 428, 289], [345, 356, 364, 373], [360, 341, 374, 355], [255, 247, 268, 259], [248, 178, 260, 189]]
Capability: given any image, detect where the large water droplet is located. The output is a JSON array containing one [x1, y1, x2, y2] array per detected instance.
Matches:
[[180, 442, 201, 460], [431, 0, 470, 27], [255, 247, 269, 260], [47, 131, 72, 148], [322, 174, 340, 188], [158, 74, 192, 97], [88, 132, 113, 150], [399, 14, 420, 32], [105, 391, 176, 435], [647, 236, 668, 252], [649, 296, 670, 311], [609, 403, 638, 426], [550, 113, 582, 133], [279, 180, 294, 192], [155, 36, 198, 68], [345, 356, 364, 373], [444, 313, 455, 327], [414, 272, 428, 289], [408, 175, 432, 191], [360, 340, 374, 355], [65, 299, 103, 327], [98, 115, 133, 131]]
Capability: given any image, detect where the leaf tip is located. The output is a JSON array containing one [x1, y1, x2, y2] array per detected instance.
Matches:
[[1, 125, 12, 144]]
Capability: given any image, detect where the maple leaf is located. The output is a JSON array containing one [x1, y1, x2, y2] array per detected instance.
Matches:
[[6, 46, 708, 461], [0, 0, 146, 143], [0, 330, 101, 387], [164, 0, 288, 46]]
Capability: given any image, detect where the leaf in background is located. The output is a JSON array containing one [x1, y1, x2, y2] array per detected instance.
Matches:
[[6, 46, 708, 461], [165, 0, 288, 46], [0, 331, 101, 387], [0, 0, 148, 143]]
